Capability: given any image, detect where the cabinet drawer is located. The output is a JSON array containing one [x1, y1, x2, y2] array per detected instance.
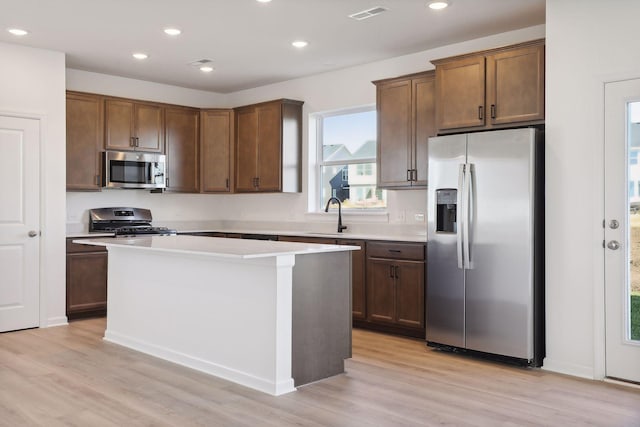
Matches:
[[366, 242, 424, 261], [66, 238, 108, 254]]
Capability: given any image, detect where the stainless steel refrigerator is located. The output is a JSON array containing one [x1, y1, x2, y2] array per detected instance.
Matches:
[[426, 128, 544, 366]]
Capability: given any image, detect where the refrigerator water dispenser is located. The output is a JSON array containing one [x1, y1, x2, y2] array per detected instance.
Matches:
[[436, 189, 457, 233]]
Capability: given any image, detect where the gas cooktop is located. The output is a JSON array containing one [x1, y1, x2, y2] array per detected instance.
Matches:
[[88, 207, 176, 236]]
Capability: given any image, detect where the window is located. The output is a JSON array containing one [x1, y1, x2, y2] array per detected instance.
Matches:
[[316, 107, 386, 210]]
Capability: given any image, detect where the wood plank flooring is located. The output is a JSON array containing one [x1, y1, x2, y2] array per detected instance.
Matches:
[[0, 318, 639, 426]]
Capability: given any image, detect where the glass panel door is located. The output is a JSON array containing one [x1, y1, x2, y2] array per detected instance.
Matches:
[[627, 102, 640, 342], [604, 79, 640, 383]]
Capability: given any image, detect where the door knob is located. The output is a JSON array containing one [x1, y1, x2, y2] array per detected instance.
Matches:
[[28, 230, 39, 237], [607, 240, 620, 250]]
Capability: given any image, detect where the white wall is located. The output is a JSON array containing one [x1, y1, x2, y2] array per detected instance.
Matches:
[[66, 69, 229, 108], [66, 25, 545, 231], [0, 42, 66, 327], [545, 0, 640, 378]]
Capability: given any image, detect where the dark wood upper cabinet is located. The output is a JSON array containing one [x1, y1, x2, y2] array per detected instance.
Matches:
[[234, 99, 303, 193], [433, 39, 544, 133], [66, 91, 104, 191], [486, 43, 545, 125], [105, 98, 164, 152], [374, 71, 435, 189], [200, 109, 234, 193], [165, 106, 199, 193]]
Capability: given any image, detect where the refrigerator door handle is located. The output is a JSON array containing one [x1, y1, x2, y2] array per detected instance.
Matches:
[[464, 163, 474, 269], [457, 164, 465, 269]]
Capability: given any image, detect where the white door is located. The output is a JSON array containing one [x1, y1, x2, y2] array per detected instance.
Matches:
[[604, 79, 640, 383], [0, 115, 40, 332]]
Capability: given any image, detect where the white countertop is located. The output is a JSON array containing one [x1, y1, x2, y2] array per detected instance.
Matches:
[[73, 235, 359, 259]]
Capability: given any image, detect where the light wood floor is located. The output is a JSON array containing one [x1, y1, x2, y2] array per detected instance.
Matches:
[[1, 319, 639, 426]]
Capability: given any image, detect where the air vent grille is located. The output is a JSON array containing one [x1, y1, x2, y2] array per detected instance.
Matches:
[[348, 6, 388, 21], [188, 59, 213, 67]]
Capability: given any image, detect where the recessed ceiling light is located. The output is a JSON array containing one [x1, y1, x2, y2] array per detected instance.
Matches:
[[292, 40, 308, 48], [200, 66, 214, 73], [132, 53, 149, 60], [8, 28, 28, 36], [256, 0, 272, 3], [164, 28, 181, 36], [428, 1, 449, 10]]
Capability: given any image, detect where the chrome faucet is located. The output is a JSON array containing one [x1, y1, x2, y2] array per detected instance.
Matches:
[[325, 197, 347, 233]]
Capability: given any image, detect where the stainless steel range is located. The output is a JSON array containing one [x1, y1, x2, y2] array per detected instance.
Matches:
[[89, 207, 176, 236]]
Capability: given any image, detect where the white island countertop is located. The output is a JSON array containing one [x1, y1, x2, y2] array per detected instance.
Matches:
[[74, 235, 359, 259], [76, 233, 354, 396]]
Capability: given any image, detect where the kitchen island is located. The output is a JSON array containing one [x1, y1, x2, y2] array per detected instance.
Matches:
[[74, 235, 358, 396]]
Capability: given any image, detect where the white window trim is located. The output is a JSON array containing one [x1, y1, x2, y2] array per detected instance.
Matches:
[[312, 105, 387, 214]]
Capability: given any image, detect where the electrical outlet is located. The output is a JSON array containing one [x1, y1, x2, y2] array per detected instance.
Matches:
[[414, 213, 425, 223]]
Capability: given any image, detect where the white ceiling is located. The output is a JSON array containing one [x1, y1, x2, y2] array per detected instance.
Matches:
[[0, 0, 545, 94]]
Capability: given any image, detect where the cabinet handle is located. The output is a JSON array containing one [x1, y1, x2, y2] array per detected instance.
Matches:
[[389, 265, 395, 278], [226, 178, 229, 189], [130, 136, 136, 147], [491, 104, 496, 119], [478, 106, 484, 120], [407, 169, 411, 182], [394, 266, 399, 279], [135, 137, 140, 147], [412, 169, 417, 182], [256, 177, 260, 188], [389, 249, 402, 253], [95, 174, 100, 186], [166, 177, 170, 188]]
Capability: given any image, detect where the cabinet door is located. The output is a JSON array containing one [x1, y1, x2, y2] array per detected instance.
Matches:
[[165, 107, 199, 192], [256, 102, 282, 192], [395, 260, 425, 329], [377, 79, 412, 188], [435, 56, 486, 131], [486, 44, 545, 125], [66, 252, 108, 317], [413, 75, 435, 186], [66, 92, 103, 191], [235, 108, 259, 192], [105, 99, 135, 150], [201, 110, 233, 193], [135, 103, 163, 152], [367, 258, 396, 324], [339, 239, 366, 320]]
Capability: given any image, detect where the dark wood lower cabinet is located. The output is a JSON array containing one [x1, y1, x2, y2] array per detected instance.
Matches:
[[361, 241, 426, 338], [66, 238, 107, 319]]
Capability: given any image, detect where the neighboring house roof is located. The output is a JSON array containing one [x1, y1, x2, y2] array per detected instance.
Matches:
[[352, 140, 376, 158], [323, 144, 352, 162], [324, 140, 377, 162]]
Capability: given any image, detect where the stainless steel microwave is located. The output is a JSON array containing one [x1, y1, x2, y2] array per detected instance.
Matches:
[[103, 151, 166, 189]]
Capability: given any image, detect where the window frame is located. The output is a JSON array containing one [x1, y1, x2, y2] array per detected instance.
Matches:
[[315, 105, 386, 212]]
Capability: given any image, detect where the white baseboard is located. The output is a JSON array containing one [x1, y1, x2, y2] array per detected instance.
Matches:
[[104, 329, 296, 396], [44, 316, 68, 328], [541, 357, 595, 379]]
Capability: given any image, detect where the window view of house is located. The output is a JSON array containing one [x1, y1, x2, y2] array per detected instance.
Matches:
[[318, 108, 386, 209]]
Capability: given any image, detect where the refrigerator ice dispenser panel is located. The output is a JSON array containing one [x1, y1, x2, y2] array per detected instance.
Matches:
[[436, 189, 457, 233]]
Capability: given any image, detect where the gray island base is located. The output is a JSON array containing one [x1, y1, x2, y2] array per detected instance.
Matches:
[[74, 235, 357, 395]]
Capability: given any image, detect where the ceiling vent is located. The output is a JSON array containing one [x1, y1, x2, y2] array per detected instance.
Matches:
[[188, 59, 213, 67], [348, 6, 388, 21]]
